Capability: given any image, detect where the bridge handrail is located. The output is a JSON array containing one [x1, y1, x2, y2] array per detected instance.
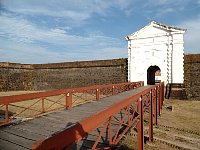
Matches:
[[32, 82, 164, 150], [0, 81, 144, 126], [0, 81, 143, 104]]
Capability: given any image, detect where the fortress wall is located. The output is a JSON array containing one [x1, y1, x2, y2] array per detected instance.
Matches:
[[0, 59, 127, 91], [184, 54, 200, 100]]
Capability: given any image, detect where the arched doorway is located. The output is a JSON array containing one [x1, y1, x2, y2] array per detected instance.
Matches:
[[147, 66, 161, 85]]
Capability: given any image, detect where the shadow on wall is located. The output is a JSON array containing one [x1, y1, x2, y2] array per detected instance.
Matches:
[[147, 65, 161, 85]]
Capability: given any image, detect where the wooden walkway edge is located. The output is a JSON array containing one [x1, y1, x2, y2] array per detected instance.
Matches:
[[0, 86, 152, 150]]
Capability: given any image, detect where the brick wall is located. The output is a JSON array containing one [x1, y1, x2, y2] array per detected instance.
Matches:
[[0, 59, 127, 91], [184, 54, 200, 100]]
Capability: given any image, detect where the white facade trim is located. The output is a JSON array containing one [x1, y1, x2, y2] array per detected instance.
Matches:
[[126, 21, 186, 85]]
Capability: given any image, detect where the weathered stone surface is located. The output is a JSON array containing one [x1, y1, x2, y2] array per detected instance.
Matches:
[[0, 59, 127, 91], [0, 54, 199, 100], [184, 54, 200, 100]]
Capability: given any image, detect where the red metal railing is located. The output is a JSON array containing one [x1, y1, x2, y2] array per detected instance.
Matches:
[[0, 81, 143, 126], [32, 82, 164, 150]]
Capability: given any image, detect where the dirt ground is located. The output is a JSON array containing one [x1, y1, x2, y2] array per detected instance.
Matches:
[[120, 99, 200, 150]]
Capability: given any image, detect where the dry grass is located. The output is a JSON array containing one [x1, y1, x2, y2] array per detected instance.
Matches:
[[120, 135, 178, 150], [0, 91, 97, 119], [159, 99, 200, 132], [120, 99, 200, 150]]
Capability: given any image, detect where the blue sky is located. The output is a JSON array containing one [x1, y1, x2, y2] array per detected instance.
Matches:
[[0, 0, 200, 64]]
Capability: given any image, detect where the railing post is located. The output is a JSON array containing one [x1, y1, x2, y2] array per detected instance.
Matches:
[[5, 104, 9, 124], [159, 84, 162, 111], [137, 96, 144, 150], [149, 90, 153, 142], [161, 83, 164, 107], [112, 86, 115, 95], [153, 87, 158, 125], [66, 92, 72, 109], [158, 86, 161, 116], [96, 88, 100, 100]]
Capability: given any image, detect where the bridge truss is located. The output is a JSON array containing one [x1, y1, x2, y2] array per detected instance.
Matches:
[[31, 82, 164, 150]]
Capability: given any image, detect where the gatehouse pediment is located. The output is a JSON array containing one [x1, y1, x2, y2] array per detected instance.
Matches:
[[126, 21, 186, 40]]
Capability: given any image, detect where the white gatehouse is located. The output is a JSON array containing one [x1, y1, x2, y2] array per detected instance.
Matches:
[[126, 21, 186, 85]]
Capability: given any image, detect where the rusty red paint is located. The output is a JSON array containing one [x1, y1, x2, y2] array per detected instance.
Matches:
[[137, 96, 144, 150], [149, 90, 153, 142], [0, 82, 143, 104], [92, 121, 109, 149], [66, 92, 72, 109], [96, 88, 100, 100], [0, 82, 143, 127], [153, 87, 158, 125], [0, 82, 164, 149], [32, 82, 164, 150], [112, 86, 116, 95]]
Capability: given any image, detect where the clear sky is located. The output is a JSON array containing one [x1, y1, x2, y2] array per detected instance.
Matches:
[[0, 0, 200, 64]]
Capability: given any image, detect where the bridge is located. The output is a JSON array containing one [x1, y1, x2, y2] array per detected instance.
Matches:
[[0, 81, 164, 150]]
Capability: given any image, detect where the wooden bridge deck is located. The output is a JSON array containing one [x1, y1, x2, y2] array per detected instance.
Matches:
[[0, 86, 152, 150]]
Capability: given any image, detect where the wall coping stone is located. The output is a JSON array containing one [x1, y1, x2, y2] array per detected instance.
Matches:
[[0, 58, 127, 69], [184, 54, 200, 63]]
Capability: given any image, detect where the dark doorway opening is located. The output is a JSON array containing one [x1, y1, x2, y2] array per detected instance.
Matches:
[[147, 66, 161, 85]]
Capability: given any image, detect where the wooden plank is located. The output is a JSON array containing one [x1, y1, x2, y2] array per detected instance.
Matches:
[[70, 103, 107, 113], [47, 113, 84, 123], [27, 118, 66, 132], [0, 131, 34, 149], [48, 110, 95, 121], [31, 116, 71, 128], [1, 126, 45, 141], [20, 121, 59, 134], [0, 138, 30, 150], [11, 122, 54, 136], [40, 115, 73, 124], [58, 109, 95, 117]]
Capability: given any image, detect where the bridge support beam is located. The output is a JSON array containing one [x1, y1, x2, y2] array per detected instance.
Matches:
[[31, 82, 164, 150], [137, 96, 144, 150], [112, 86, 116, 95], [158, 86, 161, 116], [66, 92, 72, 109], [149, 90, 153, 142], [153, 87, 158, 125], [96, 88, 100, 100]]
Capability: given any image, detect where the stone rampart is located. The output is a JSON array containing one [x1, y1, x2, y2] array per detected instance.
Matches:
[[1, 54, 199, 100], [184, 54, 200, 100], [0, 59, 127, 91]]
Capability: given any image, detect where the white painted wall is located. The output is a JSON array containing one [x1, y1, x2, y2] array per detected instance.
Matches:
[[127, 22, 186, 85]]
